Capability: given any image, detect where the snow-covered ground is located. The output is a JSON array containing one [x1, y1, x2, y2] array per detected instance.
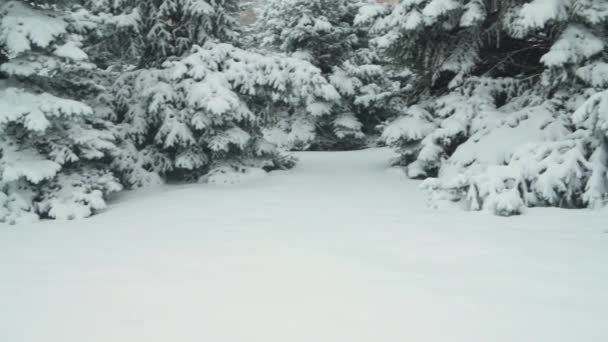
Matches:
[[1, 148, 607, 342]]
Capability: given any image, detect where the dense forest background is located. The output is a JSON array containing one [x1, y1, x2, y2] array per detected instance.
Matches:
[[1, 0, 607, 223]]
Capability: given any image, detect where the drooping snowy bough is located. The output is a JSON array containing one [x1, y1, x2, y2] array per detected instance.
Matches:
[[374, 0, 608, 215]]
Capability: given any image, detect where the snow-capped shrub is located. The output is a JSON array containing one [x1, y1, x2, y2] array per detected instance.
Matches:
[[112, 42, 339, 186], [376, 0, 608, 215], [419, 98, 587, 216]]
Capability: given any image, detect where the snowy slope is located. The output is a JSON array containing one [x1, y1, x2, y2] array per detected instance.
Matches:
[[1, 148, 607, 342]]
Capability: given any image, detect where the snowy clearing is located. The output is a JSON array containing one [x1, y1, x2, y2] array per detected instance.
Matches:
[[1, 148, 608, 342]]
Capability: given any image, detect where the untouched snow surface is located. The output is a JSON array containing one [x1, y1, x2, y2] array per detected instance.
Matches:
[[1, 148, 608, 342]]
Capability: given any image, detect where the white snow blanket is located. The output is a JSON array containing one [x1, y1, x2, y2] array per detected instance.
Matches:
[[1, 149, 607, 342]]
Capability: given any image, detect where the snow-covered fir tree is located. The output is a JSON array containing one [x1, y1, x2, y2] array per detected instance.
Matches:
[[106, 0, 240, 186], [0, 1, 125, 223], [256, 0, 408, 150], [376, 0, 608, 215], [110, 0, 341, 186], [113, 42, 339, 185]]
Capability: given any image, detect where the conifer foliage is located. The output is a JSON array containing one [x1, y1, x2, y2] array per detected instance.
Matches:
[[112, 42, 338, 185], [0, 1, 123, 223], [110, 0, 342, 187], [376, 0, 608, 215], [2, 0, 608, 223], [257, 0, 408, 150], [138, 0, 240, 67]]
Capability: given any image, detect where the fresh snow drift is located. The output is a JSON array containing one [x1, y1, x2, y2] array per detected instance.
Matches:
[[1, 149, 608, 342]]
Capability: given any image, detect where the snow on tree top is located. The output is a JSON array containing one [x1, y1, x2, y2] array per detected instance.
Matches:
[[0, 1, 67, 57]]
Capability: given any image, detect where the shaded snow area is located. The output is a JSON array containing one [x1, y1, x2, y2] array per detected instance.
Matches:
[[1, 149, 608, 342]]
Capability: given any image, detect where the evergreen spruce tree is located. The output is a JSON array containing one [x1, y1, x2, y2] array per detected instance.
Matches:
[[375, 0, 608, 215], [111, 0, 339, 186], [257, 0, 407, 150], [0, 1, 124, 223]]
